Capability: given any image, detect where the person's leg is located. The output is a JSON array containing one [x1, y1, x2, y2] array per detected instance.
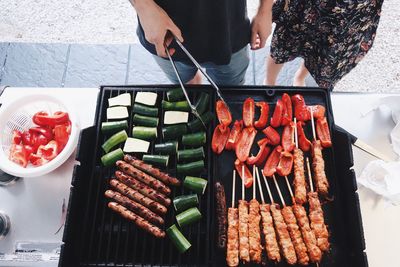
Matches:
[[264, 54, 284, 85], [187, 71, 202, 84], [152, 55, 198, 84], [293, 61, 309, 86], [204, 46, 250, 86]]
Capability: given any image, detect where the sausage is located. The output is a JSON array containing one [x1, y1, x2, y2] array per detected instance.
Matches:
[[115, 171, 171, 207], [293, 148, 307, 205], [308, 192, 329, 252], [116, 160, 171, 195], [215, 182, 227, 249], [260, 203, 281, 262], [123, 155, 180, 186], [226, 208, 239, 267], [293, 204, 322, 263], [109, 179, 167, 215], [108, 202, 165, 238], [311, 140, 329, 196], [105, 190, 164, 225], [238, 200, 250, 263], [248, 199, 262, 263], [282, 206, 309, 265]]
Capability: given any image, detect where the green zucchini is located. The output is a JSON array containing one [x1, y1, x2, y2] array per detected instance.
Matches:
[[142, 155, 169, 168], [177, 160, 204, 176], [162, 124, 187, 141], [188, 111, 213, 132], [102, 130, 128, 153], [101, 148, 124, 167], [182, 132, 206, 147], [166, 88, 184, 102], [173, 194, 199, 213], [183, 176, 208, 194], [132, 126, 157, 140], [101, 120, 128, 134], [176, 207, 202, 228], [133, 103, 158, 117], [162, 100, 190, 111], [177, 147, 205, 162], [132, 114, 159, 127], [166, 224, 191, 253], [154, 141, 179, 155], [194, 92, 210, 115]]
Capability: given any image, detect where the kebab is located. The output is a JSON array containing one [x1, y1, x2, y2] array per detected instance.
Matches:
[[254, 167, 281, 263], [248, 166, 262, 263], [293, 117, 307, 204], [272, 174, 309, 265], [306, 157, 330, 252], [238, 165, 250, 263], [226, 170, 239, 267]]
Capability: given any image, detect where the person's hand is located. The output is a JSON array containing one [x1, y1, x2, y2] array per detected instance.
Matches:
[[250, 2, 273, 50], [135, 0, 184, 57]]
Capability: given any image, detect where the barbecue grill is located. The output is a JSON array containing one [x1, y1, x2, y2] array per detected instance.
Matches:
[[60, 85, 366, 267]]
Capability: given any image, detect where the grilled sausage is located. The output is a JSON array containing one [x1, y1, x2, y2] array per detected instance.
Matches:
[[308, 192, 329, 252], [260, 203, 281, 262], [238, 200, 250, 263], [105, 190, 164, 225], [215, 182, 227, 249], [311, 140, 329, 196], [115, 171, 171, 207], [226, 208, 239, 267], [117, 160, 171, 195], [293, 148, 307, 204], [293, 204, 322, 263], [248, 199, 262, 263], [108, 202, 165, 238], [270, 204, 297, 265], [109, 179, 167, 215], [124, 155, 180, 186], [282, 206, 309, 265]]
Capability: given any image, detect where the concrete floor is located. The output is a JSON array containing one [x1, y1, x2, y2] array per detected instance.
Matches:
[[0, 0, 398, 92]]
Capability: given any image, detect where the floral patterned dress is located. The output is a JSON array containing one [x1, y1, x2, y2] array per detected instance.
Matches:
[[271, 0, 384, 89]]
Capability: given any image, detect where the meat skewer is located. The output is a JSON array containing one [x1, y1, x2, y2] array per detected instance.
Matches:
[[215, 182, 228, 249], [273, 174, 308, 265], [226, 170, 239, 267], [255, 167, 281, 263], [306, 157, 330, 252], [283, 176, 322, 263], [309, 108, 329, 196], [238, 165, 250, 263], [261, 172, 297, 265], [109, 179, 167, 215], [293, 117, 307, 204], [248, 166, 262, 263]]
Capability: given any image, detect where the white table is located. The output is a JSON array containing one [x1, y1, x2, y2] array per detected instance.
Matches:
[[0, 88, 398, 267]]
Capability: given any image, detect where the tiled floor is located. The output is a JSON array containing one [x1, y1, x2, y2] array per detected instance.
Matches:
[[0, 42, 317, 88]]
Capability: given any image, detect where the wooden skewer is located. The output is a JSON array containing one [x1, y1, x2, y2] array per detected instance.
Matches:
[[306, 157, 314, 192], [284, 176, 295, 203], [261, 170, 275, 204], [309, 106, 317, 141], [272, 174, 286, 207], [294, 117, 299, 149], [232, 170, 236, 208], [242, 165, 245, 200], [253, 166, 256, 200], [255, 167, 265, 204]]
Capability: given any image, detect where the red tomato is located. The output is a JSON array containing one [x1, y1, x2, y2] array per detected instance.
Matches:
[[254, 102, 269, 129], [33, 111, 70, 128], [262, 126, 280, 146], [225, 120, 243, 151], [296, 121, 311, 152], [54, 124, 70, 152], [216, 100, 232, 127], [281, 93, 293, 126], [9, 144, 28, 168], [36, 140, 59, 161], [270, 99, 283, 128], [235, 127, 257, 162], [12, 130, 22, 144], [212, 124, 230, 154], [276, 151, 294, 176], [243, 97, 255, 128], [282, 122, 296, 152], [292, 94, 311, 121], [247, 143, 271, 167], [234, 159, 253, 188], [263, 145, 282, 177], [316, 117, 332, 148]]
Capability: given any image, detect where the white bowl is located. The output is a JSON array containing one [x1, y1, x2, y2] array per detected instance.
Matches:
[[0, 94, 80, 177]]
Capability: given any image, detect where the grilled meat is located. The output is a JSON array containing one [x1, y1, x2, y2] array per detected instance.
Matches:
[[215, 182, 228, 249], [226, 208, 239, 267], [260, 203, 281, 262], [293, 148, 307, 204], [308, 192, 330, 252], [248, 199, 262, 263], [311, 140, 329, 196], [238, 200, 250, 263]]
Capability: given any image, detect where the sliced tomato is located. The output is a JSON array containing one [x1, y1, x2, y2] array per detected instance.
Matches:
[[270, 99, 283, 128], [225, 120, 243, 151], [235, 127, 257, 162], [262, 126, 280, 146], [212, 124, 230, 154], [282, 122, 295, 152], [36, 140, 59, 161], [296, 121, 311, 152], [234, 159, 253, 188], [29, 154, 49, 166], [247, 143, 271, 167], [9, 144, 28, 168], [316, 117, 332, 148], [243, 97, 255, 128], [310, 105, 326, 120], [216, 100, 232, 127], [254, 101, 269, 129], [292, 94, 311, 121], [29, 127, 53, 140], [263, 145, 282, 177], [33, 111, 70, 128], [12, 130, 22, 144], [276, 151, 294, 176], [54, 124, 70, 152], [281, 93, 293, 126]]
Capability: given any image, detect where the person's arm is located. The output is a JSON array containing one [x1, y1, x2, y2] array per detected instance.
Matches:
[[250, 0, 273, 50], [129, 0, 184, 57]]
